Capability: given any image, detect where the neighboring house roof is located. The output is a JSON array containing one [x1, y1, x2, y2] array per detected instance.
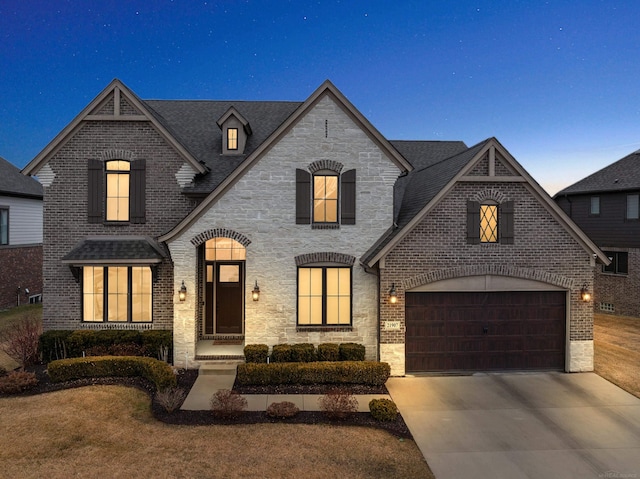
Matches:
[[0, 156, 43, 199], [555, 150, 640, 196], [61, 237, 166, 264]]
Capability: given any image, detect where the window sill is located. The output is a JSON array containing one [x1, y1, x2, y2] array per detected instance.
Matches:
[[311, 223, 340, 230], [296, 326, 353, 332]]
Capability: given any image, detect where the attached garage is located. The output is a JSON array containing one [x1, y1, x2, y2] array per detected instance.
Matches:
[[405, 289, 566, 373]]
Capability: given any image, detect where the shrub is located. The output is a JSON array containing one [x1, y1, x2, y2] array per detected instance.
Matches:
[[318, 389, 359, 419], [270, 344, 292, 363], [339, 343, 365, 361], [47, 356, 177, 391], [0, 366, 6, 377], [369, 398, 398, 421], [236, 361, 390, 386], [39, 330, 73, 361], [86, 343, 147, 357], [0, 370, 38, 394], [210, 389, 247, 418], [141, 330, 172, 361], [317, 343, 340, 361], [66, 330, 97, 357], [0, 316, 42, 368], [244, 344, 269, 363], [290, 343, 316, 362], [266, 401, 300, 419], [155, 387, 187, 413]]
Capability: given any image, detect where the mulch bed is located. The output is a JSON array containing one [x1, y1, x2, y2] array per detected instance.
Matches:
[[2, 365, 412, 439]]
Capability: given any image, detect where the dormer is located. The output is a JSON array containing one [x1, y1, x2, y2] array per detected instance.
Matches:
[[216, 107, 252, 155]]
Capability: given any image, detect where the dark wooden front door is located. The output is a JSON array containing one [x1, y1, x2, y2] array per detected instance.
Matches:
[[405, 291, 565, 372], [204, 262, 244, 335]]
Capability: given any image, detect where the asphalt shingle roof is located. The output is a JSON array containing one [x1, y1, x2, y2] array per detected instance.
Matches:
[[0, 156, 43, 198], [62, 237, 166, 263], [555, 150, 640, 196]]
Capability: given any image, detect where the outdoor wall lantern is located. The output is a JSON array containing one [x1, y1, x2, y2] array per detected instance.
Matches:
[[580, 284, 591, 302], [178, 281, 187, 302], [252, 280, 260, 301], [389, 283, 398, 304]]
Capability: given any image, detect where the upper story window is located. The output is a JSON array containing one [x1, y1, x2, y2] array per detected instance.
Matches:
[[88, 158, 146, 224], [467, 200, 514, 244], [603, 251, 628, 275], [227, 128, 238, 151], [295, 168, 356, 227], [106, 160, 130, 221], [626, 194, 639, 220], [0, 208, 8, 245], [590, 196, 600, 216]]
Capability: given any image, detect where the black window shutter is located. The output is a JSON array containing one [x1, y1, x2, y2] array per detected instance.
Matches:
[[500, 200, 514, 244], [341, 169, 356, 225], [87, 159, 104, 223], [466, 201, 480, 244], [296, 168, 311, 224], [130, 159, 146, 224]]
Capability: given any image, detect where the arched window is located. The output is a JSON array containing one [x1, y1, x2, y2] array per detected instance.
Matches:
[[205, 237, 246, 261], [106, 160, 130, 221]]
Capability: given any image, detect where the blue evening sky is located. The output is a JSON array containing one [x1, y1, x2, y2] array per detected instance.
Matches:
[[1, 0, 639, 195]]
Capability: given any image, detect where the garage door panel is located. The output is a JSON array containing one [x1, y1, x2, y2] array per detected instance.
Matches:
[[406, 291, 565, 372]]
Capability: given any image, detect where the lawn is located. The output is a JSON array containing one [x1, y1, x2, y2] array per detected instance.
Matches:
[[594, 313, 640, 398]]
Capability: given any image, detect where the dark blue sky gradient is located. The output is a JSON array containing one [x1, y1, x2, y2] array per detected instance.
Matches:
[[2, 0, 639, 193]]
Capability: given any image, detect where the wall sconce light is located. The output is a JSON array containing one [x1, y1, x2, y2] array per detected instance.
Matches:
[[580, 284, 591, 302], [252, 280, 260, 301], [389, 283, 398, 304], [178, 281, 187, 302]]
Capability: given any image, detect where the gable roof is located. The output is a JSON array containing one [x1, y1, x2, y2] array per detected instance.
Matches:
[[555, 150, 640, 196], [159, 80, 414, 242], [0, 156, 42, 199], [363, 137, 610, 268]]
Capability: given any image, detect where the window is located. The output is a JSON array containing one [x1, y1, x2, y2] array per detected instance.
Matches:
[[603, 251, 628, 275], [205, 237, 246, 261], [0, 208, 7, 245], [467, 200, 513, 244], [298, 267, 351, 325], [227, 128, 238, 150], [627, 194, 639, 220], [83, 266, 152, 322], [590, 196, 600, 216], [295, 169, 356, 225], [88, 159, 146, 224]]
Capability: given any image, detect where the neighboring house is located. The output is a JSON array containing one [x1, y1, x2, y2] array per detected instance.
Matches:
[[0, 156, 43, 310], [555, 150, 640, 317], [22, 79, 607, 374]]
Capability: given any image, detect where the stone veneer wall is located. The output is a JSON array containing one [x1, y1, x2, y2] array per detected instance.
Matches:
[[594, 248, 640, 317], [379, 180, 596, 375], [168, 95, 402, 368], [0, 245, 43, 310], [41, 120, 196, 331]]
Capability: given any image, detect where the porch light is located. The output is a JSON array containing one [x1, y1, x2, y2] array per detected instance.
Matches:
[[580, 285, 591, 302], [178, 281, 187, 301], [389, 283, 398, 304], [252, 280, 260, 301]]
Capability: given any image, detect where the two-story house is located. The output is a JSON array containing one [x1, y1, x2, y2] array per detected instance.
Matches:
[[23, 79, 606, 374], [555, 150, 640, 317], [0, 156, 43, 310]]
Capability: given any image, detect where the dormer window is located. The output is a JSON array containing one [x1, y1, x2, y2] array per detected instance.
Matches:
[[227, 128, 238, 150], [217, 107, 252, 155]]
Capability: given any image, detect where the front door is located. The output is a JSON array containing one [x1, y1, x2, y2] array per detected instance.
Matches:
[[204, 261, 244, 335]]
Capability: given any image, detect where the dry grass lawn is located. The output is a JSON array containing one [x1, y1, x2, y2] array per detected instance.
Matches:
[[0, 386, 433, 479], [594, 313, 640, 398]]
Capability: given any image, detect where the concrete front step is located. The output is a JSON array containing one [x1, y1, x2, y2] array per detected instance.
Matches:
[[198, 360, 243, 376]]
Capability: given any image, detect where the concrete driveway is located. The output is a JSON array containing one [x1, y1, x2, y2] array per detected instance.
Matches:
[[386, 372, 640, 479]]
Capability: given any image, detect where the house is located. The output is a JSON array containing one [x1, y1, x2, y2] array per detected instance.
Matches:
[[22, 79, 607, 375], [0, 156, 43, 310], [555, 150, 640, 317]]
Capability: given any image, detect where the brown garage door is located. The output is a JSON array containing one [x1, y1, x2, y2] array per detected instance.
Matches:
[[406, 291, 565, 372]]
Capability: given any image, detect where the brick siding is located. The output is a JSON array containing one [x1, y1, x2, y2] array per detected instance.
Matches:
[[0, 245, 43, 310], [594, 248, 640, 317]]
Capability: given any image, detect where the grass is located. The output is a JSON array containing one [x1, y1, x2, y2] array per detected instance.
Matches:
[[0, 386, 433, 479], [594, 313, 640, 398], [0, 304, 42, 371]]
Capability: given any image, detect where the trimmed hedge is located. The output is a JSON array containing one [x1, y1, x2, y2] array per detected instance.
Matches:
[[290, 343, 316, 362], [339, 342, 365, 361], [270, 344, 292, 363], [317, 343, 339, 361], [236, 361, 390, 387], [47, 356, 177, 391], [244, 344, 269, 363], [369, 398, 398, 421]]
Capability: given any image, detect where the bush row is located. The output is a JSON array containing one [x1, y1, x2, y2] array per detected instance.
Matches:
[[40, 330, 172, 362], [47, 356, 177, 391], [236, 361, 390, 386], [244, 342, 365, 363]]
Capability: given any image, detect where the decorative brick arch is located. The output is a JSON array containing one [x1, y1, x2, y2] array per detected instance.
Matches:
[[472, 188, 508, 204], [295, 252, 356, 266], [307, 160, 344, 174], [190, 228, 251, 248], [403, 264, 575, 290], [99, 149, 136, 162]]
